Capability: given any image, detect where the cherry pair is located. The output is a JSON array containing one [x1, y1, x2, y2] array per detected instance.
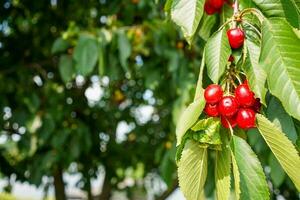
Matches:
[[204, 82, 261, 129]]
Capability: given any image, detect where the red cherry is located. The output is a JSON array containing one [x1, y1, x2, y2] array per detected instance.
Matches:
[[227, 28, 245, 49], [235, 84, 255, 107], [218, 96, 239, 117], [236, 108, 256, 129], [204, 103, 219, 117], [204, 84, 223, 104], [208, 0, 224, 9], [204, 2, 217, 15], [252, 98, 262, 113], [221, 116, 237, 128]]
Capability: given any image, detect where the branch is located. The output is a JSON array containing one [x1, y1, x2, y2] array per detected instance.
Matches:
[[155, 179, 178, 200]]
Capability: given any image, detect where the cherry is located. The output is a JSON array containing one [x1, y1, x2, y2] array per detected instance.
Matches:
[[227, 28, 245, 49], [209, 0, 224, 9], [252, 98, 262, 113], [228, 55, 234, 62], [236, 108, 256, 129], [204, 84, 223, 104], [235, 84, 255, 107], [218, 96, 239, 117], [221, 115, 237, 128], [204, 2, 217, 15], [204, 103, 219, 117]]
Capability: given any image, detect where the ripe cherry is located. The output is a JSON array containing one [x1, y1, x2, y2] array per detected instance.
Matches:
[[228, 55, 234, 62], [204, 84, 223, 104], [227, 28, 245, 49], [218, 96, 239, 117], [209, 0, 224, 9], [252, 98, 262, 113], [221, 116, 237, 128], [236, 108, 256, 129], [204, 103, 219, 117], [204, 2, 217, 15], [235, 84, 255, 107]]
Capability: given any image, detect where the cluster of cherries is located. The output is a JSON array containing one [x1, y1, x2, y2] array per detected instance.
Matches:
[[204, 81, 261, 129], [204, 0, 227, 15]]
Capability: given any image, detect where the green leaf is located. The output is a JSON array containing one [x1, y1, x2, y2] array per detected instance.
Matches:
[[282, 0, 300, 28], [59, 55, 74, 83], [160, 145, 176, 187], [260, 18, 300, 120], [178, 140, 207, 200], [232, 135, 269, 200], [73, 35, 99, 76], [215, 146, 231, 200], [194, 52, 205, 101], [198, 14, 217, 41], [176, 97, 205, 145], [244, 40, 267, 105], [231, 150, 241, 200], [191, 118, 222, 145], [205, 28, 231, 83], [253, 0, 300, 28], [164, 0, 173, 13], [220, 3, 233, 24], [266, 97, 298, 142], [171, 0, 204, 44], [268, 154, 285, 188], [117, 30, 132, 72], [256, 114, 300, 191], [51, 37, 69, 54]]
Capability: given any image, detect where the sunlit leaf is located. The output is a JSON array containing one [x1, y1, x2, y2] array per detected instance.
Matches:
[[176, 97, 205, 145], [232, 135, 269, 200], [215, 145, 231, 200], [256, 114, 300, 191], [231, 150, 240, 200], [178, 140, 207, 200], [244, 40, 267, 105], [260, 18, 300, 120], [191, 118, 221, 145], [171, 0, 205, 44], [253, 0, 300, 28], [205, 28, 231, 83]]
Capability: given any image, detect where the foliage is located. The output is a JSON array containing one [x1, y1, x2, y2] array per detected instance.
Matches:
[[0, 0, 200, 199], [167, 0, 300, 199], [0, 0, 300, 199]]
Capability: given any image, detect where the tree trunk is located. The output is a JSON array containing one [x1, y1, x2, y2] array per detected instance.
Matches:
[[53, 166, 66, 200], [98, 174, 112, 200], [86, 175, 93, 200]]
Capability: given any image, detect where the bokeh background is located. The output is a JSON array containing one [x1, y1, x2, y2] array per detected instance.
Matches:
[[0, 0, 299, 200]]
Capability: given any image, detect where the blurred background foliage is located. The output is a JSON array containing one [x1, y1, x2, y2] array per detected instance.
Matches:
[[0, 0, 299, 199]]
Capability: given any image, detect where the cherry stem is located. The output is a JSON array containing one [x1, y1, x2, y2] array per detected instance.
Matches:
[[242, 20, 262, 38], [234, 73, 242, 84], [218, 19, 234, 32], [225, 118, 234, 137], [233, 0, 239, 15], [240, 8, 265, 24]]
